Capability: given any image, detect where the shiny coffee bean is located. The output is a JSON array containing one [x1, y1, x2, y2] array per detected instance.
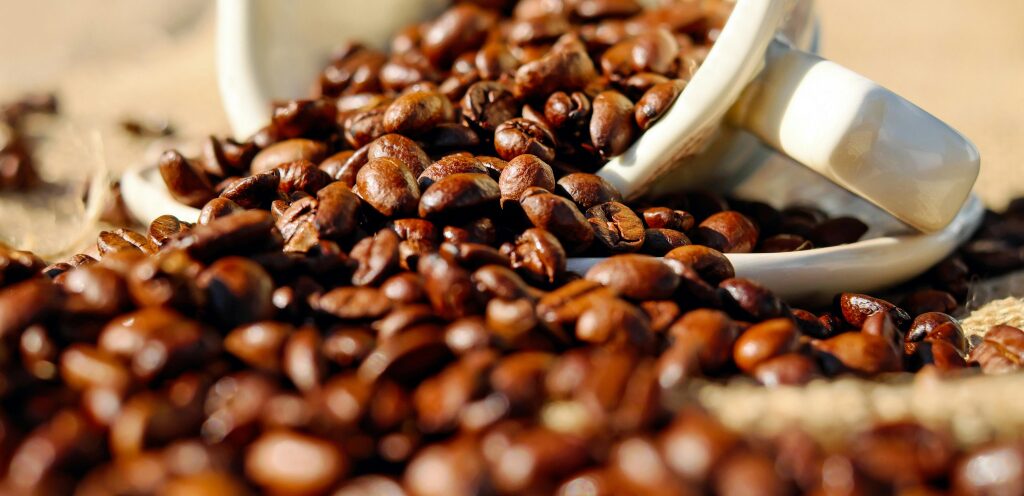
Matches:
[[245, 430, 348, 494], [494, 118, 558, 162], [732, 318, 800, 373], [640, 228, 690, 255], [587, 201, 645, 253], [969, 325, 1024, 374], [367, 133, 431, 177], [499, 154, 556, 207], [753, 353, 821, 386], [353, 157, 421, 218], [461, 81, 518, 134], [419, 173, 500, 220], [418, 154, 489, 190], [556, 173, 623, 211], [198, 257, 275, 326], [521, 188, 594, 252], [508, 227, 567, 284], [809, 217, 869, 247], [590, 90, 637, 159], [696, 211, 759, 253], [837, 293, 911, 329], [158, 150, 215, 208], [635, 79, 686, 130], [251, 139, 327, 175]]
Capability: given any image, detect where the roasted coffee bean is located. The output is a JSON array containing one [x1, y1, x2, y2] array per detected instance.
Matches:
[[753, 353, 821, 386], [476, 155, 509, 179], [641, 207, 694, 231], [419, 173, 500, 220], [197, 197, 243, 225], [219, 170, 281, 209], [719, 278, 788, 321], [696, 211, 759, 253], [443, 218, 496, 246], [586, 201, 645, 252], [601, 27, 678, 79], [850, 422, 954, 485], [125, 250, 202, 309], [98, 307, 210, 381], [354, 157, 421, 218], [271, 98, 336, 139], [536, 279, 614, 333], [275, 197, 321, 253], [419, 252, 480, 320], [498, 154, 556, 207], [358, 323, 452, 383], [158, 150, 215, 208], [520, 188, 594, 251], [223, 321, 292, 371], [420, 4, 495, 67], [576, 297, 653, 350], [313, 181, 360, 240], [60, 265, 130, 316], [382, 90, 453, 136], [322, 327, 375, 368], [714, 450, 789, 496], [586, 254, 679, 300], [245, 430, 348, 494], [659, 409, 739, 482], [319, 149, 365, 186], [344, 107, 389, 148], [635, 79, 685, 129], [59, 344, 131, 392], [418, 154, 489, 190], [490, 427, 589, 493], [148, 215, 192, 248], [461, 81, 518, 135], [667, 309, 740, 373], [969, 325, 1024, 374], [514, 36, 597, 98], [908, 339, 967, 372], [903, 289, 957, 316], [809, 216, 869, 247], [374, 304, 440, 340], [553, 175, 620, 213], [906, 312, 960, 344], [494, 117, 558, 162], [790, 308, 831, 339], [275, 159, 331, 196], [366, 133, 431, 177], [98, 228, 159, 256], [198, 256, 275, 326], [486, 297, 540, 342], [350, 228, 401, 286], [861, 310, 903, 348], [813, 332, 901, 376], [837, 293, 911, 329], [590, 90, 638, 158], [544, 91, 591, 132], [404, 436, 489, 496], [640, 228, 690, 254], [251, 139, 328, 175], [733, 318, 800, 373], [316, 287, 393, 320], [283, 326, 325, 393], [508, 227, 567, 284], [759, 234, 813, 252]]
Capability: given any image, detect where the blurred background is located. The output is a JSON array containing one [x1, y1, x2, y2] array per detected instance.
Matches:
[[0, 0, 1021, 250]]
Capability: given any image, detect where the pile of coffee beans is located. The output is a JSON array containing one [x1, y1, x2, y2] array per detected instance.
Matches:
[[2, 0, 1024, 493]]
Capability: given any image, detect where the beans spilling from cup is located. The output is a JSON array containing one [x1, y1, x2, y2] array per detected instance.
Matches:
[[3, 0, 1024, 493]]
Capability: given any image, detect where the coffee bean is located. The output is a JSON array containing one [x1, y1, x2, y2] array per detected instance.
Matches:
[[283, 326, 325, 393], [271, 98, 337, 139], [98, 307, 210, 381], [219, 170, 281, 209], [499, 154, 556, 207], [659, 409, 738, 482], [350, 228, 401, 286], [906, 312, 960, 344], [158, 150, 215, 207], [490, 427, 589, 493], [419, 252, 481, 319], [696, 211, 759, 253], [197, 198, 243, 225], [520, 188, 594, 251], [969, 325, 1024, 374], [60, 265, 130, 316], [714, 450, 789, 496], [850, 422, 954, 485], [759, 234, 813, 252], [419, 173, 500, 220], [275, 159, 331, 196], [383, 90, 453, 136], [59, 344, 131, 392], [320, 148, 367, 187], [198, 256, 275, 326], [98, 228, 159, 256], [812, 332, 901, 376], [344, 107, 389, 148], [251, 139, 328, 175], [223, 321, 292, 371], [358, 323, 452, 383], [367, 134, 431, 177], [861, 310, 903, 349], [667, 309, 740, 373], [908, 339, 968, 372], [586, 201, 646, 252], [590, 90, 637, 159], [404, 436, 489, 496], [576, 297, 653, 350], [753, 353, 821, 386], [354, 157, 421, 218], [421, 4, 495, 67], [514, 36, 597, 98], [635, 79, 685, 129], [837, 293, 911, 329], [148, 215, 191, 247], [461, 81, 518, 135], [245, 430, 348, 494], [494, 118, 558, 162], [418, 154, 489, 190], [316, 287, 393, 320], [719, 278, 788, 321], [508, 227, 566, 284], [640, 228, 690, 255], [733, 318, 800, 373], [903, 289, 957, 316], [641, 207, 694, 231], [586, 254, 679, 300], [809, 217, 869, 247], [953, 444, 1024, 495]]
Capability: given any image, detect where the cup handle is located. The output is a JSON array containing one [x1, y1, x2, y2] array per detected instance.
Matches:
[[728, 39, 980, 232]]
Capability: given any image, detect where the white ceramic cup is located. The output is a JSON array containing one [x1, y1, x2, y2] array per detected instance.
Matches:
[[217, 0, 980, 233]]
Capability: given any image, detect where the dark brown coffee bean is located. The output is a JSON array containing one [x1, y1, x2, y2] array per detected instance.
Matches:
[[475, 155, 509, 179], [953, 444, 1024, 495], [514, 34, 597, 96], [520, 188, 594, 251], [587, 201, 646, 252], [909, 339, 968, 372], [147, 215, 191, 247], [358, 323, 452, 383], [219, 169, 280, 209], [413, 351, 495, 433], [508, 227, 566, 284], [309, 181, 359, 241], [640, 207, 694, 231], [418, 154, 489, 190], [271, 98, 337, 139], [809, 216, 869, 247], [323, 327, 375, 368], [373, 304, 440, 340], [60, 265, 130, 316], [906, 312, 960, 344], [251, 139, 328, 175], [696, 211, 759, 253], [838, 293, 911, 328], [813, 332, 901, 376], [441, 241, 508, 269], [382, 91, 453, 136], [590, 90, 638, 159], [555, 173, 623, 211], [316, 287, 393, 320], [197, 198, 243, 225], [98, 307, 210, 381], [461, 81, 518, 135], [404, 436, 489, 496], [245, 430, 348, 494], [903, 289, 957, 316], [969, 325, 1024, 374], [343, 107, 389, 149], [158, 150, 215, 207], [499, 154, 556, 207], [544, 91, 591, 134], [601, 28, 678, 78], [317, 46, 386, 97], [491, 427, 589, 493], [97, 228, 159, 256], [732, 318, 800, 373], [198, 256, 275, 326], [275, 197, 321, 253], [444, 317, 492, 355], [366, 134, 431, 177], [790, 308, 830, 339], [667, 309, 739, 373], [389, 218, 440, 243], [353, 157, 421, 218], [419, 173, 500, 219], [378, 272, 426, 305], [419, 252, 480, 320], [577, 297, 653, 350], [494, 117, 557, 162], [224, 321, 292, 371], [350, 229, 401, 286], [719, 278, 788, 321], [275, 159, 331, 197], [753, 353, 821, 386], [420, 4, 495, 67], [640, 228, 690, 255], [586, 254, 679, 300], [319, 148, 365, 187], [635, 79, 685, 130], [59, 344, 131, 393], [759, 234, 813, 252], [659, 409, 738, 482], [861, 310, 903, 349], [850, 422, 954, 485], [471, 265, 534, 301], [283, 326, 325, 393]]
